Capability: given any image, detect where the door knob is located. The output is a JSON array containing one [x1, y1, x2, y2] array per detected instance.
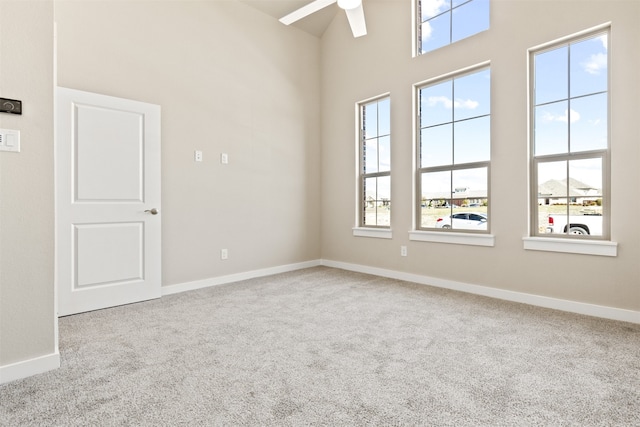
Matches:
[[144, 208, 158, 215]]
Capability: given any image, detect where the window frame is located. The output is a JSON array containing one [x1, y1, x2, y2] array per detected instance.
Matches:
[[415, 62, 492, 235], [355, 94, 392, 233], [528, 26, 611, 242]]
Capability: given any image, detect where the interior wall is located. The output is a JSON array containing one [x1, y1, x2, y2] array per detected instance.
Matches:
[[54, 0, 322, 287], [320, 0, 640, 311], [0, 1, 55, 366]]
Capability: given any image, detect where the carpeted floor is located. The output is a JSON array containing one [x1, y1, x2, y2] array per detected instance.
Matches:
[[1, 266, 639, 426]]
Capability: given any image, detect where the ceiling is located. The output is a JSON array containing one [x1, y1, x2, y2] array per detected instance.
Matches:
[[238, 0, 339, 37]]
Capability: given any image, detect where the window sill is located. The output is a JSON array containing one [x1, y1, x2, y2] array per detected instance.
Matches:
[[409, 230, 495, 247], [353, 227, 392, 239], [523, 237, 617, 257]]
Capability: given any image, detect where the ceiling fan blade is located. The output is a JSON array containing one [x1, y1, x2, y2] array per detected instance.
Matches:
[[279, 0, 337, 25], [344, 3, 367, 37]]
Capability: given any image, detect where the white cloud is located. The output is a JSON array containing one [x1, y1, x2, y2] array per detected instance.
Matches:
[[422, 0, 448, 18], [582, 52, 607, 75], [598, 34, 608, 50], [542, 108, 580, 124], [427, 96, 479, 110], [422, 22, 433, 42], [456, 99, 479, 109]]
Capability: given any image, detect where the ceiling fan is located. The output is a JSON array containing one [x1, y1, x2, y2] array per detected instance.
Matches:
[[279, 0, 367, 38]]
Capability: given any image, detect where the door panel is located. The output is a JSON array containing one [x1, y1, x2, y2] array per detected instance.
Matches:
[[75, 104, 144, 202], [74, 222, 144, 288], [57, 87, 161, 316]]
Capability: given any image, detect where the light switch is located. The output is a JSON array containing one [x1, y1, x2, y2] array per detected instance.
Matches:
[[0, 128, 20, 152]]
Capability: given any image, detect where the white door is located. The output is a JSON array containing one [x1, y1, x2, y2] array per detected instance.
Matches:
[[56, 88, 161, 316]]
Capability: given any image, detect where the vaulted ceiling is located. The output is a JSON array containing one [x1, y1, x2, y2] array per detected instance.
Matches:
[[238, 0, 339, 37]]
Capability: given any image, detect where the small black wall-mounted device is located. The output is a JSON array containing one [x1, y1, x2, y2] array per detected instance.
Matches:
[[0, 98, 22, 115]]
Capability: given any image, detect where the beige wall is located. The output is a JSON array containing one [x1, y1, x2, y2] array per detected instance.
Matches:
[[0, 1, 55, 366], [321, 0, 640, 311], [54, 0, 322, 287]]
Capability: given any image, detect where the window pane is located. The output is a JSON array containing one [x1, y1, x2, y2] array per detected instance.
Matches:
[[364, 138, 378, 173], [454, 68, 490, 121], [421, 80, 453, 128], [364, 103, 378, 139], [452, 0, 489, 43], [363, 176, 391, 227], [568, 158, 603, 236], [538, 160, 567, 201], [535, 46, 568, 105], [378, 98, 391, 136], [378, 135, 391, 172], [569, 157, 602, 197], [570, 34, 608, 98], [570, 93, 607, 153], [422, 0, 450, 22], [537, 161, 568, 234], [421, 12, 451, 54], [421, 124, 453, 167], [452, 167, 488, 203], [448, 168, 488, 230], [537, 159, 603, 236], [534, 100, 569, 156], [421, 170, 451, 228], [454, 116, 490, 164]]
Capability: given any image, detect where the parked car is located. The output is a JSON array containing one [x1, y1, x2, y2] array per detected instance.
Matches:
[[436, 212, 488, 230], [546, 213, 602, 236]]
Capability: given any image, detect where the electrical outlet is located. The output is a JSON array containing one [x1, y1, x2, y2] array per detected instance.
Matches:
[[401, 246, 407, 257], [194, 150, 203, 162], [220, 153, 229, 164], [220, 248, 228, 260]]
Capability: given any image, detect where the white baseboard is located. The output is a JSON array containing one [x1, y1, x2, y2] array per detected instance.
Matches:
[[0, 352, 60, 385], [162, 260, 322, 296], [321, 259, 640, 324]]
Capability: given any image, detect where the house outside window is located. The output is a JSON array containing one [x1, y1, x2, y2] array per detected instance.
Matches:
[[417, 65, 490, 232], [358, 96, 391, 228], [418, 0, 490, 55], [530, 29, 609, 239]]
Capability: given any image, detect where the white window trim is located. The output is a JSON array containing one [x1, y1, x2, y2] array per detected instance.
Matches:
[[523, 237, 617, 257], [414, 62, 492, 241], [410, 230, 494, 247], [353, 227, 393, 239], [355, 93, 391, 231], [527, 24, 613, 244]]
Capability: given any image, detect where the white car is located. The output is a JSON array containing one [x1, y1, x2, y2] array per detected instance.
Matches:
[[436, 212, 487, 230]]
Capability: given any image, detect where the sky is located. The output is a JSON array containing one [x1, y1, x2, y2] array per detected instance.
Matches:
[[421, 0, 490, 53]]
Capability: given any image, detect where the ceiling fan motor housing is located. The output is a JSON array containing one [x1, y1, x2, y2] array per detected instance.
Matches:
[[337, 0, 361, 10]]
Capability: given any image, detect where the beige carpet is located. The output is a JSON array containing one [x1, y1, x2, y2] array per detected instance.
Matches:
[[1, 266, 639, 426]]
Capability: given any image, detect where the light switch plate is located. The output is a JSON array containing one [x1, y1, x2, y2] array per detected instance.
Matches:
[[0, 128, 20, 152]]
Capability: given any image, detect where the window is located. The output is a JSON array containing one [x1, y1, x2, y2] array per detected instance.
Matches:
[[417, 66, 490, 233], [418, 0, 490, 55], [358, 96, 391, 229], [530, 30, 609, 239]]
